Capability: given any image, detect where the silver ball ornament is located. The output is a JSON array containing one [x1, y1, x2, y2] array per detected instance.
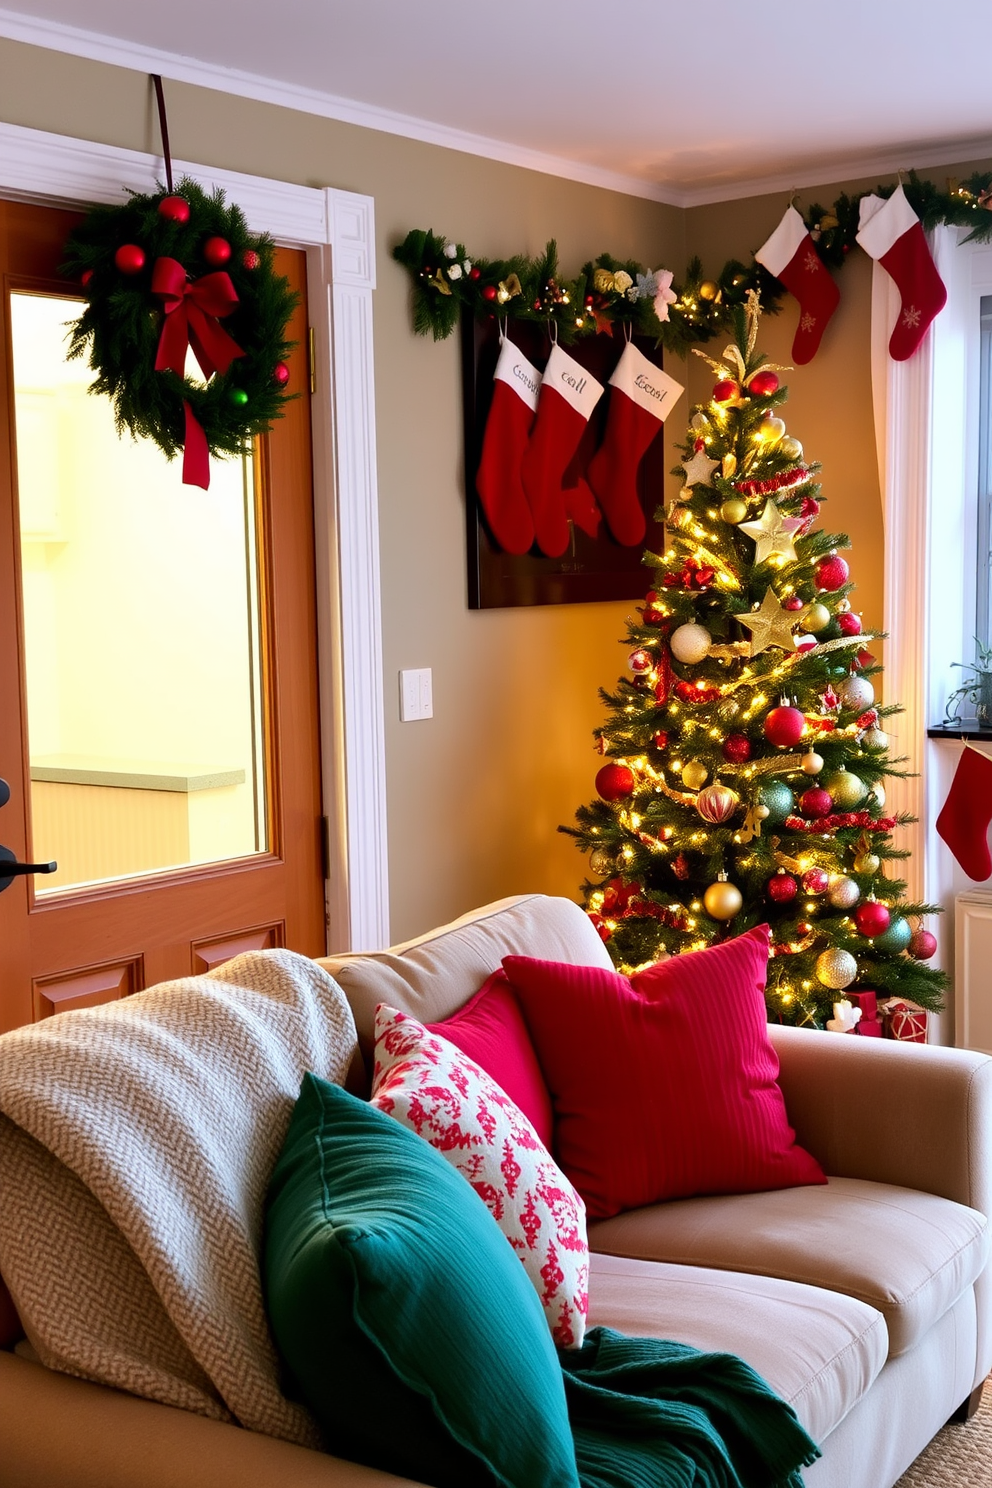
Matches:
[[827, 874, 860, 909], [870, 782, 886, 809], [861, 726, 889, 750], [670, 623, 712, 664], [837, 676, 875, 711], [801, 749, 824, 775], [816, 947, 858, 990], [589, 847, 614, 876]]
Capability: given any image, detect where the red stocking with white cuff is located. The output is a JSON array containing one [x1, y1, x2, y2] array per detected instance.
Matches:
[[755, 205, 840, 364], [588, 343, 684, 546], [475, 336, 540, 554], [936, 745, 992, 881], [856, 185, 946, 361], [521, 344, 604, 557]]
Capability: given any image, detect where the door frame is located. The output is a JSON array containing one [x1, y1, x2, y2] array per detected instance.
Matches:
[[0, 118, 389, 954]]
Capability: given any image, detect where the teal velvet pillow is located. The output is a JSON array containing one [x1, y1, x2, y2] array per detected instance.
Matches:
[[263, 1074, 579, 1488]]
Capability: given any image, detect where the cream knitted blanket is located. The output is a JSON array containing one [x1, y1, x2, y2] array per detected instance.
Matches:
[[0, 949, 358, 1447]]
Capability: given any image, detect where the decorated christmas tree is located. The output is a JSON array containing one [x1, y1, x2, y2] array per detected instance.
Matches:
[[563, 293, 948, 1029]]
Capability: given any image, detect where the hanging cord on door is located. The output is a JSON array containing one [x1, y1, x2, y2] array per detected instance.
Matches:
[[151, 75, 174, 196]]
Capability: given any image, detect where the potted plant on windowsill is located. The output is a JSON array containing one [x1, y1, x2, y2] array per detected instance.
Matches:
[[944, 639, 992, 727]]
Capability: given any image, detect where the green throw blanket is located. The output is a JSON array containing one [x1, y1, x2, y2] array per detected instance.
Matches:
[[560, 1328, 821, 1488]]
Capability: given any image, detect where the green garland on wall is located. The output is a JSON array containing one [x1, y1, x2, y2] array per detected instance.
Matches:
[[394, 169, 992, 355]]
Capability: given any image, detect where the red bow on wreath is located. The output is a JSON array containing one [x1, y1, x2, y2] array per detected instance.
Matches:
[[151, 257, 245, 489]]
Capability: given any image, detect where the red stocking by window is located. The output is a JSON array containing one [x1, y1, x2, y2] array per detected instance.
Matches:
[[588, 343, 684, 546], [856, 185, 947, 361], [936, 745, 992, 881], [475, 336, 540, 554], [521, 344, 604, 557], [755, 205, 840, 364]]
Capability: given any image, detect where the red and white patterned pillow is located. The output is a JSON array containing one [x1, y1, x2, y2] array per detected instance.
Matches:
[[370, 1004, 588, 1348]]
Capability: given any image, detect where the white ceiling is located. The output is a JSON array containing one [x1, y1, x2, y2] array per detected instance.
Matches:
[[3, 1, 992, 206]]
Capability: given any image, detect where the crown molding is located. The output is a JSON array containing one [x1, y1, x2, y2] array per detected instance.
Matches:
[[0, 7, 677, 206]]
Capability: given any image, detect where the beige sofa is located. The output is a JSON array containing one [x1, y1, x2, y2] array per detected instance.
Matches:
[[2, 892, 991, 1488]]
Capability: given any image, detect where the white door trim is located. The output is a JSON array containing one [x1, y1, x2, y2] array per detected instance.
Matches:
[[0, 119, 390, 953]]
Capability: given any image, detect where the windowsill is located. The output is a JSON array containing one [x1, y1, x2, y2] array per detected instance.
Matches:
[[927, 721, 992, 741]]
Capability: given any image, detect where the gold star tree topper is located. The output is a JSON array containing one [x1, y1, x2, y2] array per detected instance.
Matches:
[[737, 588, 809, 657], [739, 499, 804, 564]]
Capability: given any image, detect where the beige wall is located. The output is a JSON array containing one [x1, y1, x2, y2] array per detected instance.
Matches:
[[3, 36, 988, 943]]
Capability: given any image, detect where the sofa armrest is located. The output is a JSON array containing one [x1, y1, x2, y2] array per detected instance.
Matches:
[[768, 1025, 992, 1217]]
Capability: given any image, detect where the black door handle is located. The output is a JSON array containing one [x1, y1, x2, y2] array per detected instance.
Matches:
[[0, 779, 58, 891], [0, 845, 58, 893]]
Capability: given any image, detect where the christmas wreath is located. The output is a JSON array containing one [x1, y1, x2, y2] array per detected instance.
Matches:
[[62, 176, 298, 488]]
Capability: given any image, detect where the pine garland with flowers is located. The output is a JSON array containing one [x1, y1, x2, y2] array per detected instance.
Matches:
[[560, 292, 948, 1029], [394, 168, 992, 355], [62, 176, 298, 481]]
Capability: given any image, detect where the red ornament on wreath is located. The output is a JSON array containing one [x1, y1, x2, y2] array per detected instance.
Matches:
[[748, 369, 780, 397], [721, 733, 752, 763], [203, 235, 232, 267], [482, 285, 498, 302], [114, 243, 145, 275], [157, 195, 190, 224], [81, 269, 93, 287], [799, 787, 833, 819], [816, 554, 850, 591], [767, 871, 798, 904], [764, 704, 805, 747], [908, 929, 938, 960], [596, 762, 635, 801], [855, 900, 892, 938], [242, 249, 261, 270]]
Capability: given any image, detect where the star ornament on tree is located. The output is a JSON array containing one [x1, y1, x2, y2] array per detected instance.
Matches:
[[681, 447, 719, 489], [737, 588, 808, 657], [740, 499, 804, 564]]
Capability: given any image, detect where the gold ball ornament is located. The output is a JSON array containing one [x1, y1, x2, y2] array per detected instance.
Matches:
[[824, 768, 868, 808], [779, 436, 804, 460], [704, 874, 743, 921], [816, 947, 858, 990], [589, 846, 614, 876], [681, 760, 709, 790], [853, 851, 881, 875], [758, 416, 786, 444], [696, 782, 740, 823], [805, 602, 832, 633], [801, 749, 824, 775], [861, 726, 889, 749], [720, 497, 748, 525], [827, 874, 860, 909], [698, 280, 720, 301], [870, 782, 886, 809]]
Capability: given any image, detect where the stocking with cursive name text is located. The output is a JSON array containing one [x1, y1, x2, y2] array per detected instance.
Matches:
[[476, 335, 541, 553], [521, 344, 604, 556], [588, 342, 684, 546]]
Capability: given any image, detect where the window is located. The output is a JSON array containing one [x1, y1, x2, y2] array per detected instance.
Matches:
[[976, 295, 992, 653]]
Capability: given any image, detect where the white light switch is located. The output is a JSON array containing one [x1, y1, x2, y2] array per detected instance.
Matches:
[[400, 668, 433, 721]]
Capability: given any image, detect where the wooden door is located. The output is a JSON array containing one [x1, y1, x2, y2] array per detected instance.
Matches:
[[0, 200, 326, 1033]]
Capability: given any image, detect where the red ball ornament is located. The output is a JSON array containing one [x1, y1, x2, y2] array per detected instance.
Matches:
[[114, 243, 146, 275], [856, 649, 876, 670], [273, 362, 291, 387], [81, 269, 93, 287], [763, 705, 805, 747], [653, 730, 669, 750], [908, 929, 938, 960], [203, 236, 232, 267], [801, 867, 829, 894], [767, 872, 798, 904], [837, 611, 862, 636], [588, 911, 611, 943], [242, 249, 261, 270], [482, 285, 498, 302], [799, 787, 833, 818], [596, 762, 635, 802], [157, 195, 190, 223], [816, 554, 850, 591], [721, 733, 752, 763], [469, 266, 481, 280], [783, 595, 805, 611], [627, 648, 653, 674], [712, 379, 738, 402], [748, 369, 780, 397], [855, 900, 892, 938]]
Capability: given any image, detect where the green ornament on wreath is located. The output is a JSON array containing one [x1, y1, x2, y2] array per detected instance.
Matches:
[[62, 176, 298, 488]]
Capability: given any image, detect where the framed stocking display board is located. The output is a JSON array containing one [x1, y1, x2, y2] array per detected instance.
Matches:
[[462, 314, 677, 609]]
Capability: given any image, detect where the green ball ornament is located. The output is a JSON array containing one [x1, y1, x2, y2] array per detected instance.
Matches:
[[873, 916, 912, 954], [228, 387, 249, 407], [805, 603, 832, 633], [824, 768, 867, 809], [720, 498, 748, 525], [756, 781, 795, 824]]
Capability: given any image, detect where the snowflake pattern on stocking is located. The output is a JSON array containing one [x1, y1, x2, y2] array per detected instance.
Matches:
[[371, 1003, 589, 1348]]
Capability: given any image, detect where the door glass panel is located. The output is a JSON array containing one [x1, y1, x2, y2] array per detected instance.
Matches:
[[11, 292, 268, 894]]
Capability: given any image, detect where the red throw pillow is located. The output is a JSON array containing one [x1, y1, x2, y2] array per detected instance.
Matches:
[[502, 926, 825, 1220], [426, 970, 554, 1149]]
